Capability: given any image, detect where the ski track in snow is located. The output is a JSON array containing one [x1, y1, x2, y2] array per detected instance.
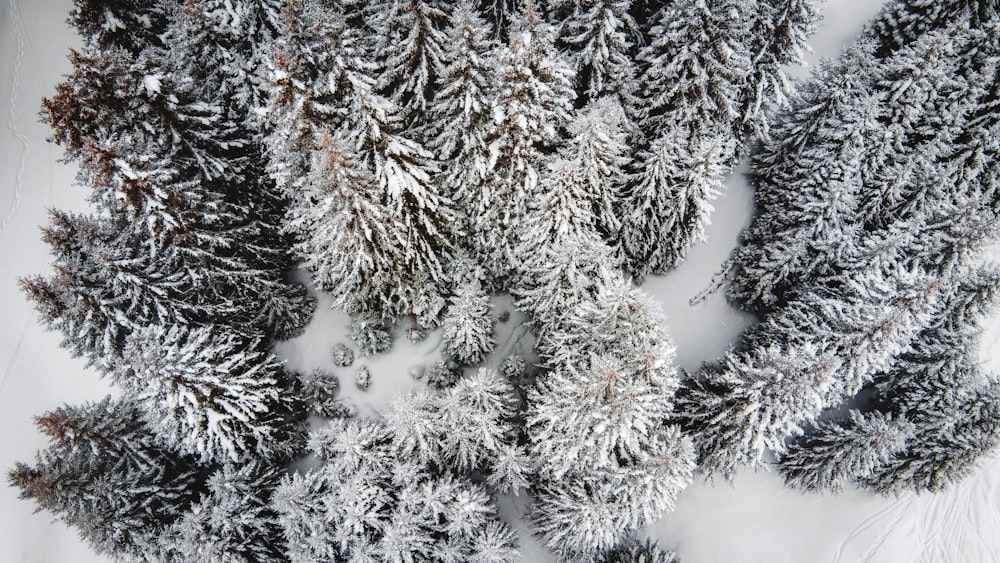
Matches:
[[1, 0, 29, 253]]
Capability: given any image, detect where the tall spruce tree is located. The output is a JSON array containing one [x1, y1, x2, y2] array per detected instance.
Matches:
[[9, 397, 201, 561], [468, 1, 576, 285], [527, 276, 695, 559]]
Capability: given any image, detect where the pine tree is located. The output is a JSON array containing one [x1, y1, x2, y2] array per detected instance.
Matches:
[[680, 258, 946, 478], [162, 461, 288, 562], [69, 0, 173, 52], [515, 234, 617, 341], [560, 0, 642, 120], [600, 537, 680, 563], [441, 280, 497, 366], [636, 0, 749, 143], [273, 416, 520, 562], [726, 42, 882, 312], [468, 1, 576, 284], [426, 0, 499, 212], [368, 0, 453, 126], [863, 381, 1000, 494], [620, 127, 734, 279], [866, 0, 998, 58], [739, 0, 820, 140], [780, 410, 915, 492], [527, 276, 695, 559], [120, 324, 305, 464], [780, 267, 1000, 493], [8, 397, 200, 561], [562, 98, 632, 245]]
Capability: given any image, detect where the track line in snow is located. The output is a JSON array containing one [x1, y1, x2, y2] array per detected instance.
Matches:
[[0, 317, 29, 393], [1, 0, 30, 253]]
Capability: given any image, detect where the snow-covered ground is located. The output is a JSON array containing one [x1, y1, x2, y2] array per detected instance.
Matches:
[[3, 1, 999, 562]]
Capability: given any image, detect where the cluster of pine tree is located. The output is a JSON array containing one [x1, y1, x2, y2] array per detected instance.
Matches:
[[13, 0, 1000, 561], [679, 0, 1000, 492]]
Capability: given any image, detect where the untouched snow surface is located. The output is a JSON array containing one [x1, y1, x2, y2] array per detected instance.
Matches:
[[4, 0, 1000, 562]]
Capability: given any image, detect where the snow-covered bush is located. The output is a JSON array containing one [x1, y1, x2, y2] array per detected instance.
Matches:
[[296, 369, 352, 419], [349, 314, 393, 357], [500, 355, 526, 381], [354, 366, 372, 391], [331, 343, 354, 367], [406, 327, 427, 344]]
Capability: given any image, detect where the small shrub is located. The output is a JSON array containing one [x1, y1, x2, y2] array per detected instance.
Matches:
[[354, 366, 372, 390], [332, 343, 355, 367]]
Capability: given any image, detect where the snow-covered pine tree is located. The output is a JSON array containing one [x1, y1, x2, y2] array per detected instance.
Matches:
[[559, 0, 642, 121], [264, 0, 368, 197], [680, 253, 947, 478], [69, 0, 173, 52], [476, 0, 522, 40], [863, 380, 1000, 494], [43, 10, 315, 341], [8, 396, 200, 561], [436, 368, 530, 492], [120, 324, 305, 464], [730, 22, 999, 313], [273, 416, 520, 561], [739, 0, 820, 140], [295, 368, 351, 418], [469, 1, 576, 285], [726, 42, 882, 312], [426, 0, 499, 216], [285, 133, 422, 319], [620, 126, 734, 279], [515, 232, 618, 342], [780, 266, 1000, 493], [367, 0, 453, 127], [599, 537, 680, 563], [780, 410, 915, 492], [866, 0, 998, 58], [161, 461, 288, 562], [636, 0, 749, 143], [441, 279, 496, 366], [562, 98, 631, 246], [527, 275, 695, 559]]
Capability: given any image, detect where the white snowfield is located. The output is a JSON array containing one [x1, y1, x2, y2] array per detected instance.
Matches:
[[1, 1, 998, 562]]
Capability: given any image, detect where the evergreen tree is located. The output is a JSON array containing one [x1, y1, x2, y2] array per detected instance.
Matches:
[[863, 381, 1000, 494], [726, 42, 882, 312], [780, 410, 915, 492], [69, 0, 173, 52], [620, 127, 734, 279], [469, 1, 576, 284], [866, 0, 998, 57], [779, 268, 1000, 493], [120, 324, 305, 464], [273, 415, 520, 561], [739, 0, 820, 140], [426, 0, 499, 212], [368, 0, 453, 126], [599, 537, 680, 563], [8, 397, 200, 561], [562, 98, 632, 245], [441, 279, 497, 366], [560, 0, 642, 120], [636, 0, 749, 143], [680, 258, 947, 478], [162, 461, 288, 562], [527, 276, 695, 559]]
